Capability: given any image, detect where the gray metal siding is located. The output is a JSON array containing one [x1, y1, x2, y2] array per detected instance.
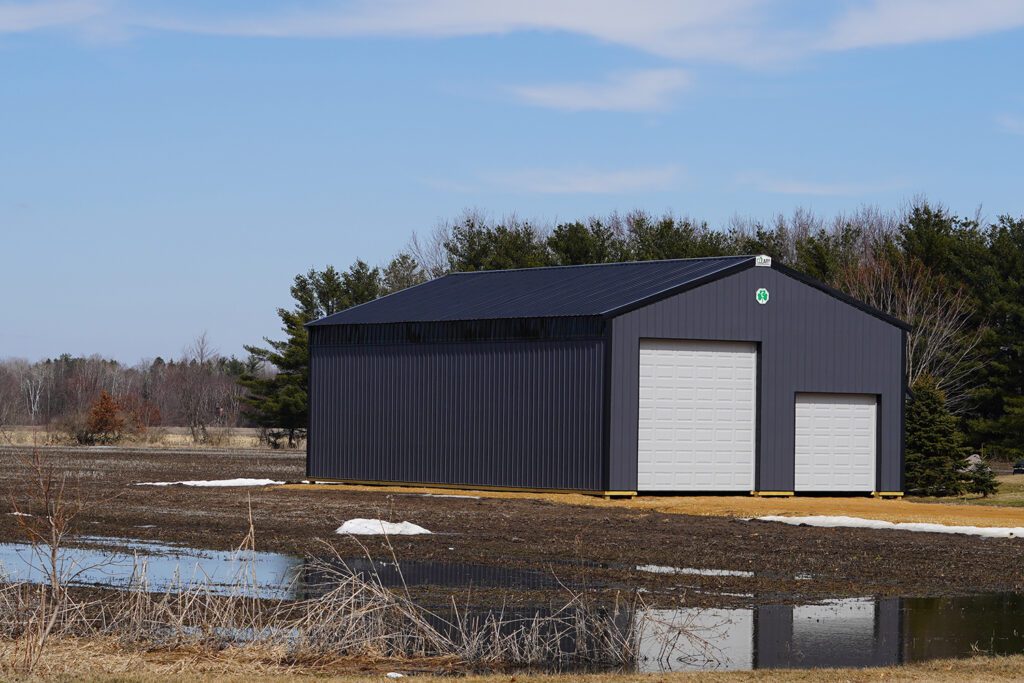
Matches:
[[309, 339, 605, 490], [609, 267, 904, 492]]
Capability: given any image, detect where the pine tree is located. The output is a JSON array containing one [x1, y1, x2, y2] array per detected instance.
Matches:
[[905, 375, 969, 496], [86, 390, 124, 444], [241, 262, 382, 447], [966, 457, 999, 497]]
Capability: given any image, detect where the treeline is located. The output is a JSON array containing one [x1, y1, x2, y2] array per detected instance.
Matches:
[[243, 201, 1021, 495], [0, 334, 262, 444]]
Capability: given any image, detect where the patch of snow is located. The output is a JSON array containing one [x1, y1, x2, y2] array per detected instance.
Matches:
[[385, 673, 405, 679], [756, 515, 1024, 539], [420, 493, 480, 499], [135, 478, 284, 487], [637, 564, 754, 578], [336, 519, 432, 536]]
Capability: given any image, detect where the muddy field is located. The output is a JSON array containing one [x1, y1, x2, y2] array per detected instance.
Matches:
[[0, 445, 1022, 609]]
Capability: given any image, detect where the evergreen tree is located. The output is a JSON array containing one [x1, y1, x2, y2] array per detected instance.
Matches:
[[794, 225, 863, 283], [905, 375, 969, 496], [241, 262, 381, 447], [966, 457, 999, 497], [627, 213, 728, 260], [547, 220, 626, 265], [444, 215, 550, 271], [967, 217, 1024, 458], [86, 390, 124, 444], [381, 253, 426, 294]]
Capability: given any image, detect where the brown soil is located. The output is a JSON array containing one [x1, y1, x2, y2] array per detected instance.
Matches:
[[0, 445, 1023, 609], [289, 482, 1024, 527]]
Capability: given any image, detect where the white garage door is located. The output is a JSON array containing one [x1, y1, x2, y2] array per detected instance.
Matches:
[[795, 393, 877, 492], [638, 339, 757, 491]]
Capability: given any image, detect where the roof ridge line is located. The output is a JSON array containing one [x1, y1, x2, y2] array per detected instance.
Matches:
[[445, 255, 754, 276]]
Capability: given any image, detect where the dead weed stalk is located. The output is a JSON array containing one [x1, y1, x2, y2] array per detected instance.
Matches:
[[0, 456, 667, 674]]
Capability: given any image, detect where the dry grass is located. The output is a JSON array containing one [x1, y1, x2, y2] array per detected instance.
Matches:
[[3, 426, 269, 449], [284, 483, 1024, 528], [2, 638, 1022, 682]]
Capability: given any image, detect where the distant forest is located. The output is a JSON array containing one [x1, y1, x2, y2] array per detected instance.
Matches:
[[3, 201, 1023, 467]]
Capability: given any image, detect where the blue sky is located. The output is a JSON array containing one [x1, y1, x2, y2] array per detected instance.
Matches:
[[2, 0, 1023, 363]]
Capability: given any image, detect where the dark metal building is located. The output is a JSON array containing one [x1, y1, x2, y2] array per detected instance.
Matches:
[[307, 256, 908, 495]]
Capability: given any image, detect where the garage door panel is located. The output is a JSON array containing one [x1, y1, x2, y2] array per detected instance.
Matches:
[[795, 393, 876, 492], [638, 339, 756, 491]]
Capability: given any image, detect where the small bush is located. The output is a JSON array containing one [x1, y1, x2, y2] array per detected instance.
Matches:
[[965, 456, 999, 497], [85, 391, 124, 445], [55, 415, 94, 446]]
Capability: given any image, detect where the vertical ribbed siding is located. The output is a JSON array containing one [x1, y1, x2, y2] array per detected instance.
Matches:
[[609, 267, 904, 492], [309, 339, 605, 490]]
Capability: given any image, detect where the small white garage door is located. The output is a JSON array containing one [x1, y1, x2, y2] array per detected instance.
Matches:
[[638, 339, 756, 491], [794, 393, 877, 492]]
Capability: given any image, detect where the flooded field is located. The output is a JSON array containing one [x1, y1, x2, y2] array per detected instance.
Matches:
[[0, 533, 1022, 673]]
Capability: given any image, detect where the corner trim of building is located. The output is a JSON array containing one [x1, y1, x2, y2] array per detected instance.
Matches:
[[304, 478, 637, 499]]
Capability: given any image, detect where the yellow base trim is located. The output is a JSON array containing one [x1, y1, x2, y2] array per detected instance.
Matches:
[[872, 491, 905, 499], [305, 477, 637, 499], [751, 490, 795, 497]]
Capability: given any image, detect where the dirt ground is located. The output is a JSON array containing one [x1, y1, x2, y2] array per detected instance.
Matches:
[[289, 480, 1024, 527], [0, 445, 1021, 610]]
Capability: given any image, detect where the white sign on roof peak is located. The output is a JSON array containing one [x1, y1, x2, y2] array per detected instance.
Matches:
[[755, 255, 772, 267]]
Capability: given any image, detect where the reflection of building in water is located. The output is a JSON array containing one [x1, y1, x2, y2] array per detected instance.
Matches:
[[754, 599, 900, 669], [638, 599, 900, 671], [640, 594, 1024, 672]]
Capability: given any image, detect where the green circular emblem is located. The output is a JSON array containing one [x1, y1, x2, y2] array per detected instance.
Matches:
[[755, 287, 770, 305]]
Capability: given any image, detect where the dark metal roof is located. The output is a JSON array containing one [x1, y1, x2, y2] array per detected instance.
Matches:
[[309, 256, 752, 325], [308, 255, 911, 330]]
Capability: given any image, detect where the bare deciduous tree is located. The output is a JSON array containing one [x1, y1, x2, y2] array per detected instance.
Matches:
[[13, 360, 50, 425], [176, 333, 219, 443], [407, 223, 451, 279], [835, 254, 984, 410]]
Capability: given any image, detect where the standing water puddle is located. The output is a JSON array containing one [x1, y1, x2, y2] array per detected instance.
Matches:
[[0, 536, 304, 599], [637, 595, 1024, 671], [0, 537, 1021, 671]]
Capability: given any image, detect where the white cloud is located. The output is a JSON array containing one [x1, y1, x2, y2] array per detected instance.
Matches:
[[737, 171, 904, 197], [6, 2, 1024, 69], [131, 0, 791, 66], [489, 165, 682, 194], [823, 0, 1024, 50], [997, 114, 1024, 136], [510, 68, 691, 112], [0, 0, 104, 33]]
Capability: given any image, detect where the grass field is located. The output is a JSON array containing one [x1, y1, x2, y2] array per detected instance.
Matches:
[[1, 425, 274, 450], [912, 475, 1024, 508]]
